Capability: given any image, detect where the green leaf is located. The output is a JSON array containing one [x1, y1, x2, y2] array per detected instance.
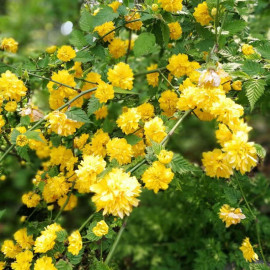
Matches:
[[16, 146, 30, 161], [125, 134, 142, 145], [242, 60, 264, 76], [25, 130, 44, 142], [56, 259, 73, 270], [256, 43, 270, 59], [0, 209, 6, 220], [10, 129, 21, 144], [134, 33, 156, 57], [255, 144, 266, 159], [223, 20, 246, 35], [91, 260, 111, 270], [69, 30, 87, 49], [67, 249, 84, 265], [86, 222, 102, 242], [87, 96, 102, 115], [171, 154, 199, 174], [244, 79, 266, 110], [66, 107, 91, 123], [74, 51, 92, 63], [223, 187, 241, 205], [48, 166, 59, 177], [114, 87, 139, 95], [92, 6, 119, 28], [79, 9, 94, 32], [56, 230, 68, 242], [152, 21, 169, 47], [20, 116, 30, 126]]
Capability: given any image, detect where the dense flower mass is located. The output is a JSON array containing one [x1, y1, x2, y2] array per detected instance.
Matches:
[[158, 0, 183, 13], [94, 21, 115, 42], [144, 117, 167, 143], [117, 108, 141, 134], [193, 2, 212, 26], [95, 82, 114, 103], [57, 45, 76, 62], [146, 64, 159, 87], [125, 11, 143, 31], [168, 22, 182, 40], [91, 168, 141, 218]]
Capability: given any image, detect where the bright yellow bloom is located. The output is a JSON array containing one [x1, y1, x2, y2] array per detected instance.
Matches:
[[219, 204, 246, 227], [109, 1, 121, 12], [94, 21, 115, 42], [215, 123, 232, 146], [43, 175, 70, 203], [158, 0, 183, 12], [74, 133, 89, 150], [91, 168, 141, 218], [240, 238, 259, 262], [142, 161, 174, 193], [0, 175, 6, 181], [202, 149, 233, 178], [11, 250, 33, 270], [70, 61, 83, 78], [0, 262, 5, 270], [34, 256, 57, 270], [92, 220, 109, 237], [168, 22, 182, 40], [132, 139, 146, 157], [158, 150, 174, 164], [144, 117, 167, 143], [137, 103, 155, 121], [193, 2, 212, 26], [194, 109, 215, 121], [108, 38, 128, 59], [117, 108, 141, 135], [146, 64, 159, 87], [158, 90, 178, 117], [95, 82, 114, 103], [242, 44, 255, 55], [46, 45, 57, 54], [108, 62, 134, 90], [0, 115, 5, 132], [22, 192, 41, 208], [57, 45, 76, 62], [75, 155, 106, 193], [68, 231, 82, 255], [82, 72, 102, 93], [16, 134, 28, 147], [125, 12, 143, 31], [46, 111, 83, 136], [0, 70, 27, 102], [1, 37, 18, 53], [232, 80, 242, 91], [14, 228, 34, 250], [106, 138, 133, 165], [94, 105, 108, 120], [5, 101, 17, 112], [152, 4, 159, 11], [1, 240, 21, 258], [58, 194, 78, 211]]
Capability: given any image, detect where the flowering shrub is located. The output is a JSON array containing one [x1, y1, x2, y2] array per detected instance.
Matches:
[[0, 0, 270, 269]]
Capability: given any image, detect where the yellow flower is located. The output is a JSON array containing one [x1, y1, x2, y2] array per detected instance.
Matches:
[[194, 109, 215, 121], [215, 123, 232, 146], [146, 64, 159, 87], [142, 161, 174, 193], [46, 45, 57, 54], [46, 111, 83, 136], [117, 108, 141, 135], [70, 61, 83, 78], [16, 134, 28, 147], [132, 139, 146, 157], [108, 38, 128, 59], [34, 256, 57, 270], [75, 155, 106, 193], [158, 150, 174, 164], [152, 4, 159, 11], [14, 228, 34, 250], [137, 103, 155, 121], [57, 45, 76, 62], [219, 204, 246, 227], [1, 37, 18, 53], [94, 105, 108, 120], [95, 82, 114, 103], [0, 115, 5, 132], [223, 132, 257, 174], [58, 194, 78, 211], [0, 262, 5, 270], [68, 231, 82, 255], [0, 175, 6, 181], [168, 22, 182, 40], [202, 149, 233, 178], [232, 80, 242, 91], [193, 2, 212, 26], [240, 238, 259, 262], [22, 192, 41, 208], [106, 138, 133, 165], [94, 21, 115, 42], [144, 117, 167, 144], [158, 90, 178, 117], [1, 240, 21, 258], [109, 1, 121, 12], [74, 133, 89, 150], [5, 101, 17, 112], [11, 250, 33, 270], [242, 44, 255, 55], [43, 175, 70, 203], [91, 168, 141, 218], [92, 220, 109, 237], [158, 0, 183, 12], [108, 62, 134, 90], [125, 12, 143, 31], [0, 70, 27, 102], [82, 72, 102, 93]]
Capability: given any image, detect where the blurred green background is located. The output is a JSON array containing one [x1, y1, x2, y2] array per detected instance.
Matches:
[[1, 0, 270, 269]]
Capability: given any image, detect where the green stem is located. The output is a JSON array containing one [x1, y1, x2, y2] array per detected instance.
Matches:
[[78, 213, 94, 232], [235, 176, 267, 265], [125, 29, 132, 63], [105, 216, 128, 265], [159, 71, 176, 89], [134, 67, 167, 77], [128, 159, 146, 173]]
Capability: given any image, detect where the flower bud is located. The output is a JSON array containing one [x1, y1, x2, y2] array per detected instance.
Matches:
[[152, 4, 158, 12], [211, 8, 217, 16]]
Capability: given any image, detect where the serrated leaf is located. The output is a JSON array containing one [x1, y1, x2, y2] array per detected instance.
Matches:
[[171, 154, 199, 174], [69, 30, 87, 49], [16, 146, 30, 161], [223, 20, 246, 35], [10, 129, 21, 144], [223, 187, 241, 205], [256, 43, 270, 59], [125, 134, 142, 145], [79, 9, 94, 32], [48, 166, 59, 177], [74, 51, 92, 63], [255, 144, 266, 159], [134, 32, 156, 57], [91, 260, 111, 270], [244, 79, 266, 110], [242, 60, 264, 76], [0, 209, 6, 220], [56, 259, 73, 270], [66, 107, 91, 123], [20, 116, 30, 126], [67, 249, 84, 265], [86, 222, 102, 242], [92, 7, 119, 28], [152, 20, 169, 47], [25, 130, 44, 142], [87, 96, 102, 115], [114, 87, 139, 95]]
